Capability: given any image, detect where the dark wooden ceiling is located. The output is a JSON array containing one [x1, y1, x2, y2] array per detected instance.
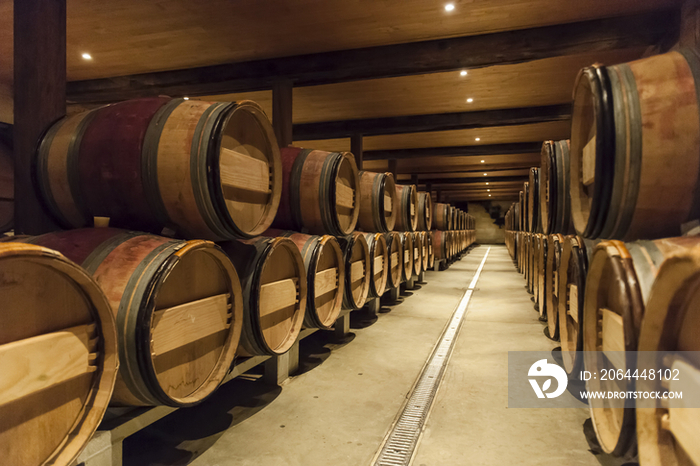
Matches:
[[1, 0, 681, 201]]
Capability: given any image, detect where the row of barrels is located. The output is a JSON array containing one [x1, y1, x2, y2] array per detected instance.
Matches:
[[0, 96, 472, 238], [510, 48, 700, 243], [507, 230, 700, 466], [0, 223, 475, 466]]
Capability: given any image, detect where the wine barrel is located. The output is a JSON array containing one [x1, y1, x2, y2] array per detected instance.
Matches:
[[583, 236, 700, 456], [528, 233, 538, 295], [337, 233, 371, 309], [273, 147, 360, 236], [433, 230, 446, 261], [0, 142, 12, 233], [426, 231, 435, 269], [522, 182, 530, 233], [536, 234, 548, 317], [419, 231, 429, 271], [360, 232, 389, 298], [553, 140, 573, 234], [384, 232, 403, 289], [417, 191, 432, 231], [220, 237, 304, 357], [264, 230, 344, 330], [0, 242, 118, 466], [636, 245, 700, 466], [395, 184, 418, 232], [527, 167, 540, 233], [411, 231, 423, 276], [433, 203, 450, 230], [9, 228, 243, 406], [399, 232, 414, 280], [36, 98, 281, 240], [571, 50, 700, 240], [545, 234, 565, 340], [558, 236, 596, 376], [357, 171, 397, 232], [539, 141, 555, 235]]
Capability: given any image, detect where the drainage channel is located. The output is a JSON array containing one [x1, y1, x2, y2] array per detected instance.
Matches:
[[372, 247, 491, 466]]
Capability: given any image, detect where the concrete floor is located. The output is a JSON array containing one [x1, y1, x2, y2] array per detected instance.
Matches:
[[125, 245, 606, 466]]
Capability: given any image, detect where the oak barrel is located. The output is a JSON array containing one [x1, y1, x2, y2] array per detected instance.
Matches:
[[636, 245, 700, 466], [384, 231, 403, 289], [36, 98, 282, 240], [0, 142, 12, 233], [426, 231, 435, 269], [433, 203, 450, 230], [357, 171, 397, 232], [0, 242, 118, 466], [273, 147, 360, 236], [583, 236, 700, 456], [558, 236, 596, 377], [536, 234, 547, 317], [411, 231, 423, 276], [417, 192, 432, 231], [545, 234, 565, 340], [11, 228, 244, 406], [394, 184, 418, 232], [337, 233, 371, 309], [399, 232, 414, 280], [570, 50, 700, 240], [527, 167, 540, 233], [360, 232, 389, 298], [265, 230, 344, 330], [220, 237, 305, 357]]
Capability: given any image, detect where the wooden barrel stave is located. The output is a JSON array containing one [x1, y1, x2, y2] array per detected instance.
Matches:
[[384, 232, 403, 289], [545, 234, 565, 340]]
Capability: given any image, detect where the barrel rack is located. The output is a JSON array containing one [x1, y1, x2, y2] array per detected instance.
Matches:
[[72, 281, 419, 466]]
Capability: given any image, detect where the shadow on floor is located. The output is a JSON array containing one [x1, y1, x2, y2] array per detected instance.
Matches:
[[123, 375, 282, 466]]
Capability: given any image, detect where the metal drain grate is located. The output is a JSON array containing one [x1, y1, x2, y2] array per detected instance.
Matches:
[[374, 247, 491, 466]]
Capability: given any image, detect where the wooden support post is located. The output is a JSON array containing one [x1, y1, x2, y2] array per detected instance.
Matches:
[[14, 0, 65, 234], [385, 286, 401, 304], [272, 80, 293, 148], [388, 159, 398, 181], [411, 174, 418, 186], [264, 351, 292, 386], [426, 183, 432, 196], [351, 133, 363, 170], [436, 190, 442, 203], [334, 313, 350, 339]]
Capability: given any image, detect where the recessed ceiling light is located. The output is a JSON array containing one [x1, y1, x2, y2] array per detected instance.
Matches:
[[483, 173, 487, 176], [486, 182, 489, 185], [489, 194, 492, 197], [487, 189, 491, 192], [466, 98, 474, 103], [183, 97, 190, 100], [445, 3, 455, 11], [475, 137, 481, 141], [81, 53, 92, 60], [480, 160, 485, 163], [460, 70, 467, 77]]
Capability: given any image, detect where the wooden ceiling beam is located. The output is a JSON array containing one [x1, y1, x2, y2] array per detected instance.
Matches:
[[397, 168, 530, 180], [293, 105, 570, 139], [418, 175, 528, 185], [363, 142, 542, 160], [65, 10, 678, 103]]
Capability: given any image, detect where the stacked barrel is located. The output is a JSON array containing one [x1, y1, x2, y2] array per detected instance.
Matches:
[[504, 49, 700, 465], [4, 95, 482, 465], [432, 203, 476, 268]]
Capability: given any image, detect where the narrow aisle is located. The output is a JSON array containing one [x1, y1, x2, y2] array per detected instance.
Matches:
[[413, 246, 597, 466], [163, 248, 490, 466]]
